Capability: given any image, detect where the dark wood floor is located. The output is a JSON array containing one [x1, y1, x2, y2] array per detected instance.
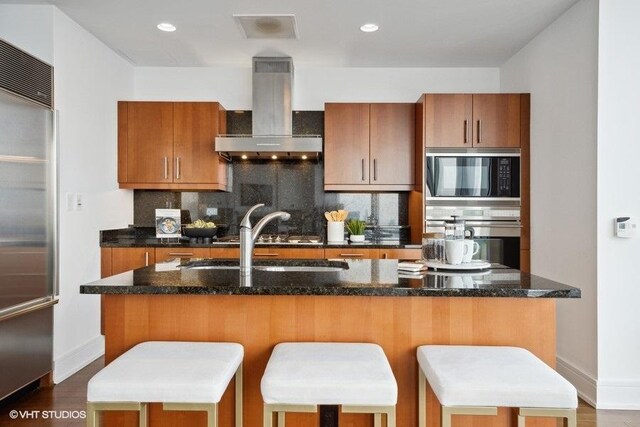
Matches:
[[0, 357, 639, 427]]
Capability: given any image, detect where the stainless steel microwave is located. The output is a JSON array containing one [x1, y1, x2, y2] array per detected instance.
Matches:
[[426, 150, 520, 200]]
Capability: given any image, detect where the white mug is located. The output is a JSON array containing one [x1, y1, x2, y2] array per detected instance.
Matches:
[[445, 240, 468, 265], [462, 240, 480, 263]]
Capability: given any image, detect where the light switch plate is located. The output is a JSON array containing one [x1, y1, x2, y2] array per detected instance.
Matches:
[[65, 193, 74, 211]]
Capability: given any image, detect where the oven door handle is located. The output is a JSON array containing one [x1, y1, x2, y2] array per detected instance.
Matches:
[[464, 221, 522, 228]]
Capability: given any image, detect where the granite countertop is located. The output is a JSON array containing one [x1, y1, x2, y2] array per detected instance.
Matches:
[[81, 259, 581, 298], [100, 228, 421, 249]]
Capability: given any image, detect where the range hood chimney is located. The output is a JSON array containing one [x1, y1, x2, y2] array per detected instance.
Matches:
[[215, 56, 322, 159]]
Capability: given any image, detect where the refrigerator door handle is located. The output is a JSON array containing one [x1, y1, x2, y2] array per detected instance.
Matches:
[[0, 298, 58, 323], [51, 110, 60, 296]]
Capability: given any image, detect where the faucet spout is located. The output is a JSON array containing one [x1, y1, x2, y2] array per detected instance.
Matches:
[[239, 204, 291, 277]]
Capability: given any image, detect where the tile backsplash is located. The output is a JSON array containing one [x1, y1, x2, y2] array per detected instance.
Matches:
[[133, 111, 409, 236]]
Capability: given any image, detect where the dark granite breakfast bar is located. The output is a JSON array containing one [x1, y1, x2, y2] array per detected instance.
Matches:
[[81, 259, 580, 298]]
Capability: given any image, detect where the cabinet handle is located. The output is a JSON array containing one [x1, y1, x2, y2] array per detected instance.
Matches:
[[373, 159, 378, 181], [361, 159, 366, 181], [163, 157, 168, 179], [383, 252, 388, 259], [168, 252, 193, 257], [464, 120, 468, 144], [339, 253, 364, 257], [145, 252, 149, 267], [254, 253, 278, 257], [175, 157, 181, 180], [477, 120, 482, 144]]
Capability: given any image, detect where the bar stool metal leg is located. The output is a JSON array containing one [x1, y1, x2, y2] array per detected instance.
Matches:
[[418, 369, 426, 427], [235, 363, 243, 427]]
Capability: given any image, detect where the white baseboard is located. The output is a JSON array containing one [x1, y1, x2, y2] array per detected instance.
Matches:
[[53, 335, 104, 383], [597, 379, 640, 410], [556, 355, 597, 407]]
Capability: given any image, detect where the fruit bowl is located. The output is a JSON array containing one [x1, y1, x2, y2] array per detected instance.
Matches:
[[183, 227, 217, 238]]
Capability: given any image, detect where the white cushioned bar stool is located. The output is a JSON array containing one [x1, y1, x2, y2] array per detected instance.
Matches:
[[87, 341, 243, 427], [417, 345, 577, 427], [261, 342, 398, 427]]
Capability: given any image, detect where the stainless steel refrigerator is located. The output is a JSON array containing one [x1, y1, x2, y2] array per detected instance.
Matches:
[[0, 38, 58, 399]]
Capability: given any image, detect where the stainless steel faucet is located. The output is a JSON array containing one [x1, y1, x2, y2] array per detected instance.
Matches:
[[239, 204, 291, 276]]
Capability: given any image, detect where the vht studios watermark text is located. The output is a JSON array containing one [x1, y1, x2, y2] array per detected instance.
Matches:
[[8, 409, 86, 420]]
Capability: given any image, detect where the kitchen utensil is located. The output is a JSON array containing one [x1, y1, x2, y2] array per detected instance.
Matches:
[[338, 210, 348, 221], [324, 212, 332, 221]]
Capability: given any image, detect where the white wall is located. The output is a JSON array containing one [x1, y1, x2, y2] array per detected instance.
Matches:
[[500, 0, 599, 405], [52, 9, 134, 382], [134, 66, 500, 109], [596, 0, 640, 410]]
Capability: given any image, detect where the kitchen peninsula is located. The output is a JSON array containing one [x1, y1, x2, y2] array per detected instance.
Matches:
[[81, 259, 579, 427]]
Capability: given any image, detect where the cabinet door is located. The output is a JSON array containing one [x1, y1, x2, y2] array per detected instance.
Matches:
[[369, 103, 415, 186], [324, 103, 370, 185], [253, 248, 324, 259], [379, 248, 421, 260], [424, 95, 472, 148], [210, 248, 240, 259], [110, 248, 155, 276], [472, 94, 521, 148], [125, 102, 174, 183], [173, 102, 226, 184], [155, 248, 210, 263], [324, 248, 380, 259]]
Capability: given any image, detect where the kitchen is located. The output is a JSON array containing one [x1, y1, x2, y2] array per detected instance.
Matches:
[[0, 0, 639, 426]]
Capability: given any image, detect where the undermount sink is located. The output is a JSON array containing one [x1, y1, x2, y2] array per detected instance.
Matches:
[[180, 260, 348, 273], [253, 266, 345, 273]]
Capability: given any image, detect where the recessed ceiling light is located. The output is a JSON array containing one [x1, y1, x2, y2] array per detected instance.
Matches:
[[271, 155, 278, 160], [157, 23, 176, 32], [301, 155, 308, 160], [241, 154, 248, 160], [360, 23, 379, 33]]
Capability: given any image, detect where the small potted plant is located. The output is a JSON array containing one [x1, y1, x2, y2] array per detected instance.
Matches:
[[345, 219, 366, 242]]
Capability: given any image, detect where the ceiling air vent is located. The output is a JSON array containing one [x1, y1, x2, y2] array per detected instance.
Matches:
[[233, 14, 299, 39]]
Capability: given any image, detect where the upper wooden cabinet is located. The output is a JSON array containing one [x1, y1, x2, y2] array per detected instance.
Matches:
[[422, 94, 521, 148], [118, 101, 229, 191], [324, 103, 415, 191]]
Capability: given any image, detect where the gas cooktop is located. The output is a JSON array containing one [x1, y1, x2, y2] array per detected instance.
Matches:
[[218, 234, 323, 245]]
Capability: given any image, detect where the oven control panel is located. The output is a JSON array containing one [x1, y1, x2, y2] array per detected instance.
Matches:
[[497, 158, 512, 197]]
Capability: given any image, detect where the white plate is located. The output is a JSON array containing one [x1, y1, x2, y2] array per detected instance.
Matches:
[[423, 260, 492, 271]]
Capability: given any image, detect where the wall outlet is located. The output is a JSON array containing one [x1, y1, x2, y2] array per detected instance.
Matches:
[[206, 207, 218, 216], [75, 193, 83, 211]]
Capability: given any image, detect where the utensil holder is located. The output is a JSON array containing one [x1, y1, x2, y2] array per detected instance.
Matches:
[[327, 221, 345, 242]]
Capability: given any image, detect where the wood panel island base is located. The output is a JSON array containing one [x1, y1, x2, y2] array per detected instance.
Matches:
[[103, 295, 556, 427], [82, 259, 579, 427]]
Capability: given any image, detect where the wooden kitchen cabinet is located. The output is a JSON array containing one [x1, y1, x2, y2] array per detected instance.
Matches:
[[101, 247, 155, 277], [324, 103, 371, 186], [324, 103, 415, 191], [422, 94, 521, 148], [118, 101, 229, 191], [253, 248, 325, 259], [324, 248, 380, 259], [379, 248, 421, 260], [472, 94, 521, 148], [210, 248, 240, 259], [155, 248, 210, 263]]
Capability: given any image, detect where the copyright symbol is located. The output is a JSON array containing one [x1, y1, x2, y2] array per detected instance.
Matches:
[[9, 410, 18, 419]]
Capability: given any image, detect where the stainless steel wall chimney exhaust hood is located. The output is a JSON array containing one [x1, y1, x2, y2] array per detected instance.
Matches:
[[215, 57, 322, 159]]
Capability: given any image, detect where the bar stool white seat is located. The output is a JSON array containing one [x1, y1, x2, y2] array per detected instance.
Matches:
[[417, 345, 577, 427], [87, 341, 243, 427], [261, 342, 397, 427]]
